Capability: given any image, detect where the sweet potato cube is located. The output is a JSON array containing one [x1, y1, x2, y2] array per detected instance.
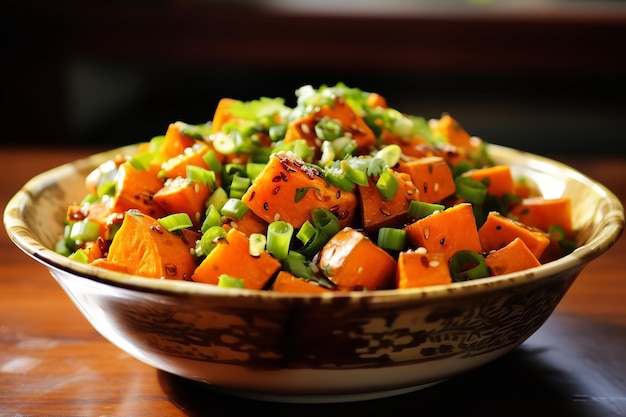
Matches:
[[478, 212, 550, 259], [357, 170, 419, 233], [241, 152, 357, 228], [318, 227, 396, 291], [100, 211, 197, 280], [404, 203, 482, 262], [192, 228, 281, 289], [485, 237, 541, 276], [161, 122, 197, 159], [152, 177, 210, 228], [272, 271, 334, 293], [111, 162, 166, 218], [462, 165, 514, 197], [397, 156, 456, 203], [509, 197, 573, 237], [396, 251, 451, 289], [211, 98, 240, 133], [284, 97, 376, 153]]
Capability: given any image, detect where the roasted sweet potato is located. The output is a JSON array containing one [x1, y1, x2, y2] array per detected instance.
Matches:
[[462, 165, 514, 197], [111, 161, 166, 218], [396, 250, 451, 289], [97, 211, 197, 280], [241, 151, 357, 228], [397, 156, 456, 203], [485, 237, 541, 276], [357, 169, 420, 233], [272, 271, 334, 293], [152, 177, 210, 228], [161, 122, 197, 159], [509, 196, 573, 237], [317, 227, 396, 290], [211, 98, 240, 133], [404, 202, 483, 261], [192, 228, 281, 289], [284, 96, 376, 154], [478, 212, 550, 259]]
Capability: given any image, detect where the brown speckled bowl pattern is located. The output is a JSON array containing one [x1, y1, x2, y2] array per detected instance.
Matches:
[[4, 144, 624, 402]]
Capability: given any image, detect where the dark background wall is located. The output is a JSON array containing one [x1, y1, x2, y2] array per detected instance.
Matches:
[[4, 0, 626, 157]]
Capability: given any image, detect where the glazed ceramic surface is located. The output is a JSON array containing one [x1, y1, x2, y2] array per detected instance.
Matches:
[[4, 144, 624, 403]]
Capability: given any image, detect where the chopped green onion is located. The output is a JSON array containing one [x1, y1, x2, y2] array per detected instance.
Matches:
[[341, 160, 369, 187], [455, 175, 488, 204], [202, 149, 223, 173], [68, 249, 89, 264], [186, 165, 216, 187], [249, 233, 267, 257], [221, 198, 249, 220], [314, 116, 343, 141], [376, 169, 398, 200], [96, 180, 116, 198], [266, 221, 294, 260], [269, 124, 287, 142], [206, 187, 229, 212], [197, 226, 227, 257], [377, 227, 406, 251], [324, 164, 356, 192], [217, 274, 245, 289], [375, 144, 402, 168], [408, 201, 445, 218], [246, 162, 266, 181], [449, 250, 489, 282], [319, 140, 336, 167], [212, 132, 237, 154], [128, 152, 154, 171], [452, 160, 474, 178], [201, 205, 222, 233], [229, 174, 251, 199], [69, 220, 100, 243], [296, 220, 316, 245], [158, 213, 193, 232], [311, 208, 341, 237]]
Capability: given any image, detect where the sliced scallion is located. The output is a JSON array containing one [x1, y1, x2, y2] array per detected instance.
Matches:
[[314, 116, 343, 141], [202, 149, 223, 173], [69, 220, 100, 243], [201, 205, 222, 233], [157, 213, 193, 232], [197, 226, 227, 257], [376, 169, 398, 200], [408, 200, 445, 218], [186, 165, 216, 187], [375, 144, 402, 168], [220, 198, 249, 220], [449, 250, 489, 282], [249, 233, 267, 257], [266, 221, 294, 260], [217, 274, 245, 289], [377, 227, 406, 252], [455, 175, 488, 204]]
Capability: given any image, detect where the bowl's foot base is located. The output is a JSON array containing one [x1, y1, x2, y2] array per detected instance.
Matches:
[[206, 379, 446, 404]]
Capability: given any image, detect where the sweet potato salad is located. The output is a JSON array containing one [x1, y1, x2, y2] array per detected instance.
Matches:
[[57, 83, 576, 292]]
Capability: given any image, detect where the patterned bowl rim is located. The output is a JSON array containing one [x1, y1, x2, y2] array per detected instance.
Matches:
[[4, 143, 624, 303]]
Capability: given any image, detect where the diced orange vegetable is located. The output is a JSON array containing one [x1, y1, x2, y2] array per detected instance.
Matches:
[[317, 227, 396, 291], [222, 209, 268, 237], [365, 92, 388, 109], [404, 203, 482, 261], [211, 98, 240, 133], [431, 114, 476, 151], [284, 97, 376, 153], [357, 169, 420, 233], [272, 271, 334, 293], [161, 122, 197, 159], [192, 228, 281, 289], [485, 237, 541, 276], [152, 177, 210, 228], [397, 156, 456, 203], [160, 143, 211, 179], [478, 212, 550, 259], [111, 162, 166, 218], [462, 165, 514, 197], [509, 197, 573, 237], [100, 211, 197, 280], [396, 250, 451, 289], [241, 152, 357, 228]]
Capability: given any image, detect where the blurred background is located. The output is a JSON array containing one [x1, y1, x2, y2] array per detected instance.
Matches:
[[3, 0, 626, 156]]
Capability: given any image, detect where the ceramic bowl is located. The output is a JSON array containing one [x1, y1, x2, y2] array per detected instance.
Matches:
[[4, 144, 624, 403]]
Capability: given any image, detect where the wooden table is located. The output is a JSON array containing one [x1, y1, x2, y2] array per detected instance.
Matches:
[[1, 148, 625, 416]]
